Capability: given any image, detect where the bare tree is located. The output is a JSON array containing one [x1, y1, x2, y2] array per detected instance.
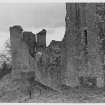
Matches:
[[0, 39, 11, 64]]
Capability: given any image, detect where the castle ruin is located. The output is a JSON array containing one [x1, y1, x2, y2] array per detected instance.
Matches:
[[9, 3, 105, 90]]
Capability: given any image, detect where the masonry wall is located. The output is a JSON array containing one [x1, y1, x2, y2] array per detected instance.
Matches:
[[64, 4, 82, 87], [64, 3, 105, 88], [10, 26, 36, 80], [37, 29, 46, 51]]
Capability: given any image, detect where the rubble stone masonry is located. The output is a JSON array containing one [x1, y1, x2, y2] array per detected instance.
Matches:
[[64, 3, 105, 88]]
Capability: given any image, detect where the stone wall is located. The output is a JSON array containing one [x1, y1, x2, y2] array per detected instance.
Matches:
[[64, 3, 82, 87], [36, 29, 46, 52], [35, 40, 65, 89], [46, 40, 65, 88], [64, 3, 105, 88], [10, 26, 64, 90], [10, 25, 37, 80], [23, 31, 36, 57]]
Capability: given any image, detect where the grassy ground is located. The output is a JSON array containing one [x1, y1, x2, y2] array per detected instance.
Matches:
[[23, 86, 105, 103], [0, 75, 105, 103], [4, 84, 105, 103]]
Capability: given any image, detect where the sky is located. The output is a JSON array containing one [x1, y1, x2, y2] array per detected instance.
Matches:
[[0, 3, 66, 53]]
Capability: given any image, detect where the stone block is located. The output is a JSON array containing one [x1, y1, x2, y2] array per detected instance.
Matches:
[[96, 77, 104, 88]]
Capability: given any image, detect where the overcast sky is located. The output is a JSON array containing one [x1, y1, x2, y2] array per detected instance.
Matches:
[[0, 3, 66, 52]]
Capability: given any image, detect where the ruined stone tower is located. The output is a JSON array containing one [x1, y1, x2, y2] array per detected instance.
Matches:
[[64, 3, 105, 87], [10, 25, 36, 80], [36, 29, 46, 52]]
